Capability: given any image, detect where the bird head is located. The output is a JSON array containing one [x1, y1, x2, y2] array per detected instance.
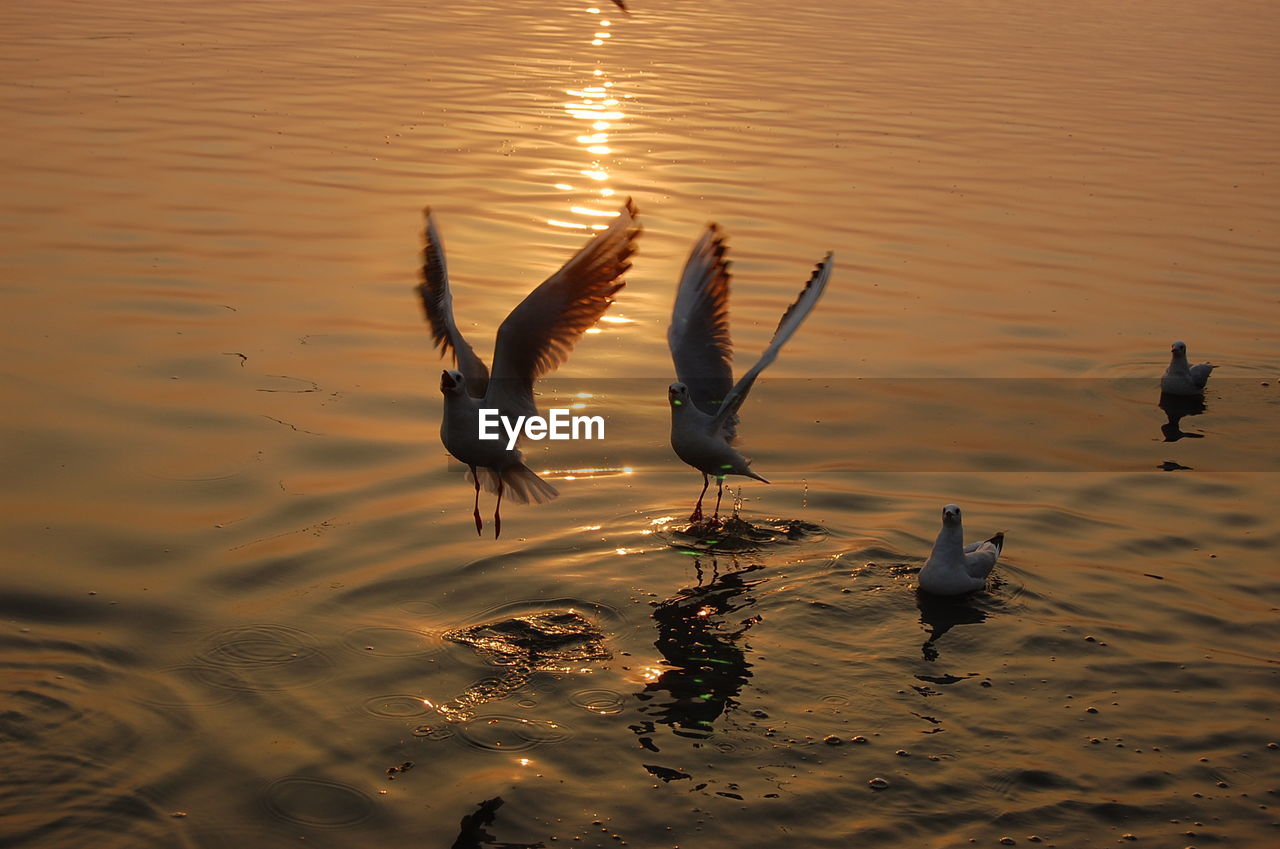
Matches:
[[942, 504, 962, 526], [1171, 341, 1187, 357], [668, 382, 689, 408], [440, 369, 466, 396]]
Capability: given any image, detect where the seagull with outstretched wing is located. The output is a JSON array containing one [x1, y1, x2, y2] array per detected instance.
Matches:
[[417, 200, 640, 537], [667, 224, 832, 523]]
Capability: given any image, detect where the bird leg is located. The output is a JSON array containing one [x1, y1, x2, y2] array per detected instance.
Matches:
[[712, 475, 726, 523], [470, 466, 483, 536], [689, 472, 709, 523], [493, 475, 504, 540]]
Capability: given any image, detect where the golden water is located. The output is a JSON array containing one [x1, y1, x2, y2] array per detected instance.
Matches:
[[2, 1, 1278, 846]]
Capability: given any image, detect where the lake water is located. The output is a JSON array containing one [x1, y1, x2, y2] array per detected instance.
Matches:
[[2, 0, 1278, 846]]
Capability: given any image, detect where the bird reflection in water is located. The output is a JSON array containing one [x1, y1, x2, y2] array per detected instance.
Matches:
[[916, 588, 989, 662], [450, 796, 544, 849], [1159, 391, 1207, 442], [631, 561, 764, 746]]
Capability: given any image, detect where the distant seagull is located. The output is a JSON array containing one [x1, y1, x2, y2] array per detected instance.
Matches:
[[918, 504, 1004, 596], [1160, 340, 1216, 396], [418, 200, 640, 537], [667, 225, 833, 523]]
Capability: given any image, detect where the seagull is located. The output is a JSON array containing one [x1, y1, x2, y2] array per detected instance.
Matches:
[[667, 224, 833, 523], [1160, 340, 1215, 396], [917, 504, 1004, 596], [417, 199, 640, 538]]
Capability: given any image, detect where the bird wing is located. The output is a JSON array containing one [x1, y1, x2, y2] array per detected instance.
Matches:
[[963, 532, 1004, 579], [710, 252, 833, 439], [1189, 362, 1215, 388], [668, 224, 734, 416], [487, 198, 640, 416], [415, 208, 491, 397]]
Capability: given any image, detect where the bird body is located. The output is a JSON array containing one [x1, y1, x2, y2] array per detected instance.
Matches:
[[918, 504, 1004, 596], [438, 370, 556, 507], [1160, 340, 1215, 396], [668, 391, 768, 484], [667, 224, 832, 522], [418, 199, 640, 536]]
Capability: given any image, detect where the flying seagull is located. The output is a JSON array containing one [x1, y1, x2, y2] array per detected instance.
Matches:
[[667, 224, 833, 523], [418, 200, 640, 537], [1160, 340, 1215, 396], [917, 504, 1004, 596]]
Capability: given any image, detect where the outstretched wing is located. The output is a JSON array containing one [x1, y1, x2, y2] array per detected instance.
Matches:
[[710, 252, 834, 440], [488, 198, 640, 416], [668, 224, 734, 416], [415, 208, 491, 396]]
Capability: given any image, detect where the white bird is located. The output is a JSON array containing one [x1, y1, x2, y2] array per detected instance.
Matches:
[[417, 199, 640, 537], [1160, 340, 1215, 396], [918, 504, 1005, 596], [667, 224, 833, 523]]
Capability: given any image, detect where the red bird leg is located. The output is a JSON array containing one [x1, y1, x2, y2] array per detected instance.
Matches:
[[690, 472, 709, 522], [493, 476, 504, 540], [471, 466, 483, 536]]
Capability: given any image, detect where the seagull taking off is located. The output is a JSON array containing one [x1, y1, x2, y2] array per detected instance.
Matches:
[[667, 224, 833, 523], [1160, 340, 1216, 396], [417, 200, 640, 537], [917, 504, 1004, 596]]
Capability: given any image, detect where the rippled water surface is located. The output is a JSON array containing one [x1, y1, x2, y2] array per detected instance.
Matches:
[[3, 0, 1278, 846]]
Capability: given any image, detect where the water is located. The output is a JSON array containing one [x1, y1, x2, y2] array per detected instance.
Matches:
[[2, 0, 1278, 846]]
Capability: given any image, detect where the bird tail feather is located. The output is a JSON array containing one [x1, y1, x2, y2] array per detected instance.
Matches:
[[468, 464, 559, 505]]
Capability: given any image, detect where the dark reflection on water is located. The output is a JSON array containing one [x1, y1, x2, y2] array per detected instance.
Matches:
[[915, 588, 990, 662], [1159, 390, 1208, 442], [450, 796, 544, 849], [632, 560, 764, 742]]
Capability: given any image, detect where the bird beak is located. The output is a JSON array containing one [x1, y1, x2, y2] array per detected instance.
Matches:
[[440, 370, 456, 391]]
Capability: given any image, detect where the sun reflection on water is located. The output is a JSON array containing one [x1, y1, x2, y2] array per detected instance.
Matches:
[[547, 6, 632, 234], [538, 466, 635, 481]]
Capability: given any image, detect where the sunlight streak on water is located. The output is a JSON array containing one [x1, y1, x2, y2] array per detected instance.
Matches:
[[543, 6, 634, 231]]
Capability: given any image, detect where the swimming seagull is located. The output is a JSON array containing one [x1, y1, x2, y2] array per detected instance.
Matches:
[[917, 504, 1004, 596], [667, 224, 833, 523], [417, 199, 640, 538], [1160, 340, 1215, 396]]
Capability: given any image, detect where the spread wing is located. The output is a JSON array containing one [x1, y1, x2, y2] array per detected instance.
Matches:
[[488, 198, 640, 416], [415, 208, 490, 397], [710, 252, 834, 439], [668, 224, 734, 417]]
